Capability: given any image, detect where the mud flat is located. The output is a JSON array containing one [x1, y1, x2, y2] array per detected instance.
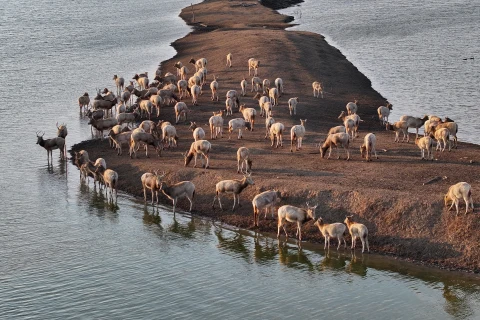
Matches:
[[72, 0, 480, 273]]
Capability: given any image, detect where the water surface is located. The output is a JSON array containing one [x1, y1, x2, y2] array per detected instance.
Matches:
[[281, 0, 480, 142]]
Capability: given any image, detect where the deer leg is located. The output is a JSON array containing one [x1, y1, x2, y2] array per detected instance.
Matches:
[[232, 194, 236, 211], [448, 200, 455, 212], [218, 195, 223, 211], [187, 196, 193, 212], [212, 195, 216, 209], [278, 219, 286, 238]]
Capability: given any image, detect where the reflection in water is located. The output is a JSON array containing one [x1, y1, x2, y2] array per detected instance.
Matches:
[[215, 228, 251, 263], [78, 179, 90, 195], [90, 187, 119, 213], [143, 205, 161, 225], [277, 240, 314, 271], [71, 182, 480, 320], [253, 233, 277, 264], [46, 161, 53, 173], [142, 207, 215, 239], [69, 184, 480, 320], [318, 249, 347, 272], [346, 252, 368, 277], [40, 157, 66, 174], [57, 158, 67, 176], [210, 226, 479, 320], [77, 180, 119, 218], [168, 215, 196, 239], [443, 284, 474, 319]]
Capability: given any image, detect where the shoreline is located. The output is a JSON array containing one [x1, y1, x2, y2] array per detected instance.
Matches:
[[72, 0, 480, 273]]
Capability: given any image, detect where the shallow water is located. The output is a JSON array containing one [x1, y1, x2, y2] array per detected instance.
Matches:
[[1, 0, 480, 318], [281, 0, 480, 143]]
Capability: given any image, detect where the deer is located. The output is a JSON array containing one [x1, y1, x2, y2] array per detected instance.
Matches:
[[36, 131, 66, 164], [212, 173, 255, 211]]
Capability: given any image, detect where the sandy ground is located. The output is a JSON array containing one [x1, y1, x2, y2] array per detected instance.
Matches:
[[72, 0, 480, 273]]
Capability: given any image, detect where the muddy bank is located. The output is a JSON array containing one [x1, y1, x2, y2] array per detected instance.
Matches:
[[72, 0, 480, 273], [261, 0, 304, 10]]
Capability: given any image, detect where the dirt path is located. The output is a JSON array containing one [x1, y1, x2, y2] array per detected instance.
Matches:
[[72, 0, 480, 273]]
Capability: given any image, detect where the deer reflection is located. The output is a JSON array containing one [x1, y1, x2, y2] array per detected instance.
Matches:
[[318, 249, 347, 271], [143, 204, 161, 225], [277, 239, 314, 271], [253, 233, 277, 263], [168, 215, 196, 238], [215, 228, 250, 262], [57, 157, 67, 176], [442, 283, 474, 318], [346, 251, 368, 277], [90, 186, 106, 207]]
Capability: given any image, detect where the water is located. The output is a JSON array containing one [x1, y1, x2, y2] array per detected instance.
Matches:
[[0, 0, 479, 318], [281, 0, 480, 143]]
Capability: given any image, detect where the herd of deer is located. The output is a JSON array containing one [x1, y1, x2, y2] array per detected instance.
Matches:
[[35, 55, 473, 254]]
